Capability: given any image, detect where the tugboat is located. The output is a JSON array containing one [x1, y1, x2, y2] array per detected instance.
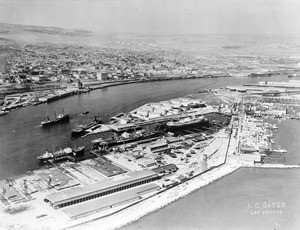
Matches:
[[41, 109, 69, 127]]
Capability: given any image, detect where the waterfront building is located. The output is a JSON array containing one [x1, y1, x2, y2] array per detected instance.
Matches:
[[62, 183, 160, 220], [31, 75, 50, 82], [44, 170, 159, 209], [97, 71, 108, 81]]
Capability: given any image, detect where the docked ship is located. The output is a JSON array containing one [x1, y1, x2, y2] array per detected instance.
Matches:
[[248, 71, 272, 77], [71, 124, 86, 136], [92, 129, 159, 149], [41, 109, 69, 126], [263, 146, 287, 155], [271, 146, 287, 154], [166, 116, 208, 129], [38, 146, 85, 162], [37, 147, 73, 162], [72, 146, 85, 158], [71, 116, 102, 137]]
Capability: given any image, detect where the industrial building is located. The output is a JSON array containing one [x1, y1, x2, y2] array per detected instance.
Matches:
[[44, 170, 159, 209], [62, 183, 160, 220], [96, 71, 108, 81]]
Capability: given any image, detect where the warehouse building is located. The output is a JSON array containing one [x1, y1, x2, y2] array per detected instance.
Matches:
[[62, 183, 160, 220], [44, 170, 159, 209]]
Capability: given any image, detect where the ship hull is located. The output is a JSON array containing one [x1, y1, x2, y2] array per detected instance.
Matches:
[[41, 114, 70, 127], [71, 119, 102, 137], [165, 119, 209, 131], [93, 132, 159, 149]]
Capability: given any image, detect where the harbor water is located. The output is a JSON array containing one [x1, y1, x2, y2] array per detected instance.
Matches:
[[0, 76, 270, 179], [123, 168, 300, 230]]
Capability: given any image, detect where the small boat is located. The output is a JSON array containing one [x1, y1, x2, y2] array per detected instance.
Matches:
[[0, 111, 8, 116], [270, 139, 275, 144], [83, 111, 89, 115], [271, 146, 287, 154], [272, 148, 287, 154]]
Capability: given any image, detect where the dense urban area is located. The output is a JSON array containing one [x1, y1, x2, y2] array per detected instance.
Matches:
[[1, 41, 300, 113]]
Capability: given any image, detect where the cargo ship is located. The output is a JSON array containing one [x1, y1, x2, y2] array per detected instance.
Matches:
[[37, 146, 85, 162], [71, 116, 102, 137], [92, 129, 159, 149], [37, 147, 73, 162], [248, 71, 272, 77], [41, 110, 69, 126], [166, 116, 208, 130]]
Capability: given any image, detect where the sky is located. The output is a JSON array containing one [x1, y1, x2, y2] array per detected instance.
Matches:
[[0, 0, 300, 35]]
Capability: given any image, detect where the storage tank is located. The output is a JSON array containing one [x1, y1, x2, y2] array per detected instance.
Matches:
[[179, 97, 190, 102], [136, 108, 149, 114], [182, 101, 191, 107], [151, 102, 161, 108], [172, 102, 182, 108], [161, 101, 172, 107], [173, 108, 182, 112], [148, 112, 162, 119], [190, 99, 202, 104], [170, 98, 182, 104], [146, 106, 155, 112], [139, 110, 149, 117], [156, 108, 167, 115], [163, 105, 173, 111]]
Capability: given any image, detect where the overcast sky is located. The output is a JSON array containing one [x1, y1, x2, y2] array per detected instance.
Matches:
[[0, 0, 299, 35]]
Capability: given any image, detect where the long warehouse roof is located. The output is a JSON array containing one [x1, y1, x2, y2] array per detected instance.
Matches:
[[46, 169, 158, 205], [62, 183, 160, 218]]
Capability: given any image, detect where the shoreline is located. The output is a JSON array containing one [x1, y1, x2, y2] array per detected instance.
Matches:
[[68, 163, 241, 230], [0, 75, 231, 113], [68, 163, 300, 230]]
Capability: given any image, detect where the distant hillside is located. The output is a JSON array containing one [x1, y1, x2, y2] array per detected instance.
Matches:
[[0, 23, 94, 45]]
